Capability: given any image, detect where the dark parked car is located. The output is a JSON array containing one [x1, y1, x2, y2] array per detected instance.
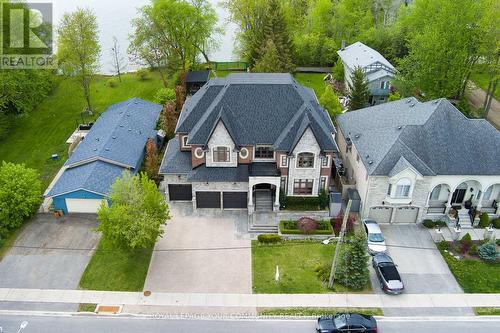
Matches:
[[316, 313, 378, 333], [372, 253, 404, 294]]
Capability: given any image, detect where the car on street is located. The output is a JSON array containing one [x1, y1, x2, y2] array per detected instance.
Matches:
[[362, 219, 387, 255], [316, 313, 378, 333], [372, 253, 404, 295]]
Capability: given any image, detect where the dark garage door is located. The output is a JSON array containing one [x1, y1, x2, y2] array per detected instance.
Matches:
[[223, 192, 248, 209], [168, 184, 192, 201], [196, 191, 221, 208]]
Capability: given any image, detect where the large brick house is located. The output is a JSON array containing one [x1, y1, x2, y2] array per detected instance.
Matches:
[[159, 73, 338, 213]]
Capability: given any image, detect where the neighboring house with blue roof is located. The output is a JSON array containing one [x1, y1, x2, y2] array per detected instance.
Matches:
[[335, 97, 500, 226], [159, 73, 338, 214], [337, 41, 396, 106], [46, 98, 162, 213]]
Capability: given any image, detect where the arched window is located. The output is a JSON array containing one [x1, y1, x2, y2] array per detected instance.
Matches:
[[297, 152, 314, 168], [394, 178, 411, 198], [430, 185, 442, 200]]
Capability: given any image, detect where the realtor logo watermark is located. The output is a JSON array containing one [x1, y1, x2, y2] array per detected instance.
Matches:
[[0, 1, 55, 69]]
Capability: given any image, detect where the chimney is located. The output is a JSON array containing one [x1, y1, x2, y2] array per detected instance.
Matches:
[[341, 40, 346, 50]]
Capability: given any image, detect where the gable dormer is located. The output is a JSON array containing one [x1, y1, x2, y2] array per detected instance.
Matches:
[[206, 120, 237, 167]]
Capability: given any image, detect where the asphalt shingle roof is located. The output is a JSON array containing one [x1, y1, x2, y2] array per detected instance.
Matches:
[[47, 98, 162, 197], [159, 139, 192, 174], [175, 73, 337, 152], [336, 98, 500, 176], [187, 165, 249, 182], [186, 70, 210, 83]]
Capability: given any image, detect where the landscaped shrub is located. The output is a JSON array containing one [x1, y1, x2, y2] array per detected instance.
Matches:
[[492, 218, 500, 229], [317, 220, 331, 231], [279, 219, 333, 235], [257, 234, 282, 244], [107, 78, 118, 88], [478, 239, 499, 262], [337, 232, 370, 290], [332, 211, 355, 236], [469, 244, 478, 256], [437, 240, 451, 251], [282, 219, 296, 230], [479, 213, 490, 228], [284, 196, 320, 211], [435, 220, 446, 228], [154, 87, 176, 105], [460, 233, 473, 254], [136, 69, 149, 81], [318, 189, 329, 210], [297, 217, 318, 234], [422, 219, 435, 228], [314, 263, 330, 283]]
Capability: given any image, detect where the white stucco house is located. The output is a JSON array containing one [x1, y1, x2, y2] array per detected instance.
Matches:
[[334, 97, 500, 226], [159, 73, 338, 214], [337, 41, 396, 106]]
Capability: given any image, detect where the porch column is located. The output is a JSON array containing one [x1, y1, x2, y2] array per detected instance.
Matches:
[[248, 183, 254, 215], [445, 192, 453, 215], [273, 184, 280, 211]]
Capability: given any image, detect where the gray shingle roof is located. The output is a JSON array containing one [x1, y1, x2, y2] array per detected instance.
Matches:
[[175, 73, 337, 152], [337, 41, 395, 72], [187, 165, 249, 182], [186, 70, 210, 83], [67, 98, 162, 169], [159, 139, 192, 174], [336, 98, 500, 176]]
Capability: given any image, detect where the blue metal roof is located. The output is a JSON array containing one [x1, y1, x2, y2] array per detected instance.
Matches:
[[66, 98, 162, 170], [47, 98, 161, 198]]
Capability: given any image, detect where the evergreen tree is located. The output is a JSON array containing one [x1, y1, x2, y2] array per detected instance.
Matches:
[[348, 67, 370, 110], [319, 85, 343, 118], [253, 0, 295, 72], [253, 39, 282, 72], [338, 231, 370, 290]]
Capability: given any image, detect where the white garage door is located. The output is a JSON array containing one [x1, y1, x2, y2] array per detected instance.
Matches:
[[393, 206, 419, 223], [368, 206, 393, 223], [65, 198, 107, 213]]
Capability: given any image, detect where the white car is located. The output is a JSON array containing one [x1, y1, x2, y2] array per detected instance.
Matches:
[[362, 219, 387, 255]]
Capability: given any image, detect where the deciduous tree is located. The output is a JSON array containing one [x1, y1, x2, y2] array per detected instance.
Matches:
[[161, 102, 178, 139], [320, 85, 343, 118], [97, 172, 170, 249], [145, 139, 159, 181], [57, 8, 100, 113], [110, 37, 126, 82]]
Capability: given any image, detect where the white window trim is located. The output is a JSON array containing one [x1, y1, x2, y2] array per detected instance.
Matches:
[[182, 136, 190, 148], [322, 155, 330, 168], [194, 147, 205, 159], [391, 178, 412, 199], [320, 176, 328, 191], [253, 145, 275, 161], [239, 147, 249, 159], [280, 155, 288, 167], [296, 152, 315, 169], [212, 145, 232, 163], [292, 178, 315, 196]]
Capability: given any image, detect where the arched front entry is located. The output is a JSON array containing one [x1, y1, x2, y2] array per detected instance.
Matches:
[[252, 183, 276, 212], [451, 180, 482, 207], [481, 184, 500, 214], [427, 184, 451, 214]]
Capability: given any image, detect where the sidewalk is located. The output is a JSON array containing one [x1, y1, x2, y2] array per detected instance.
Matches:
[[1, 288, 499, 309]]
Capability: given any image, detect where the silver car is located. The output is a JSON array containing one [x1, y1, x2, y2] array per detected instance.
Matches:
[[362, 219, 387, 255]]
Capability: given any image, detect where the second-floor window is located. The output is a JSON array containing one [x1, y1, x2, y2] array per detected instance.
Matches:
[[255, 146, 274, 159], [393, 178, 411, 198], [297, 152, 314, 168], [213, 146, 230, 162]]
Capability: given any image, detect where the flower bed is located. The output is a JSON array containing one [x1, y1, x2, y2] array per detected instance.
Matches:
[[279, 217, 333, 235]]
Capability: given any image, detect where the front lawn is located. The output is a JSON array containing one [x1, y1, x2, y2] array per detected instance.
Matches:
[[252, 240, 371, 294], [439, 250, 500, 293], [0, 71, 163, 188], [79, 237, 153, 291], [258, 307, 383, 317]]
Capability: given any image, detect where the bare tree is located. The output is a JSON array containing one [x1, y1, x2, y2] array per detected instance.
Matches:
[[111, 37, 126, 82]]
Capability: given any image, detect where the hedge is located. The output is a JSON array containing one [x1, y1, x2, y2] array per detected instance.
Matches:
[[279, 220, 333, 235], [257, 234, 283, 244], [283, 196, 322, 211]]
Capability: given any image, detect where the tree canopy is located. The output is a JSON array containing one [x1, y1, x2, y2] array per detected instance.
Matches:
[[348, 67, 370, 110], [97, 172, 170, 249], [319, 85, 343, 118]]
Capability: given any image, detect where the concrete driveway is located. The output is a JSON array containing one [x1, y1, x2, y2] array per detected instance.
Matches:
[[0, 214, 100, 289], [144, 203, 251, 294]]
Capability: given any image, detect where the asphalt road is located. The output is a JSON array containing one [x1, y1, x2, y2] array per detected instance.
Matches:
[[1, 314, 499, 333]]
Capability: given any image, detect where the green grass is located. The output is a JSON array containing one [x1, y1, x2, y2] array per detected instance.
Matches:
[[474, 307, 500, 316], [252, 241, 371, 294], [258, 307, 383, 317], [439, 250, 500, 293], [78, 303, 97, 312], [293, 73, 328, 97], [79, 237, 153, 291], [470, 71, 499, 100], [0, 71, 164, 188]]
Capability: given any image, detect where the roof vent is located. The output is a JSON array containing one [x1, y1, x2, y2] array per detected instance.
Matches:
[[128, 128, 132, 131], [354, 134, 360, 139], [119, 125, 124, 127], [366, 154, 370, 159], [406, 98, 412, 103], [96, 138, 100, 141], [126, 114, 130, 117], [432, 99, 440, 104], [139, 130, 142, 135], [410, 103, 415, 107], [112, 136, 116, 139], [105, 148, 110, 151], [93, 148, 97, 151], [397, 125, 403, 130], [368, 160, 374, 165]]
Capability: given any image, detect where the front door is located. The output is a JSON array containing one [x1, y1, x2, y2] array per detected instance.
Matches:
[[451, 188, 467, 205]]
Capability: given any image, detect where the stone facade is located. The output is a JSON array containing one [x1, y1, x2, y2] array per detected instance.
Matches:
[[206, 121, 238, 168]]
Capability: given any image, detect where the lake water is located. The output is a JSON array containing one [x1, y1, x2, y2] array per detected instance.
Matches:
[[52, 0, 237, 74]]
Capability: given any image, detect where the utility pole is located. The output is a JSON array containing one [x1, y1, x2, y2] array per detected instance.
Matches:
[[328, 199, 352, 289]]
